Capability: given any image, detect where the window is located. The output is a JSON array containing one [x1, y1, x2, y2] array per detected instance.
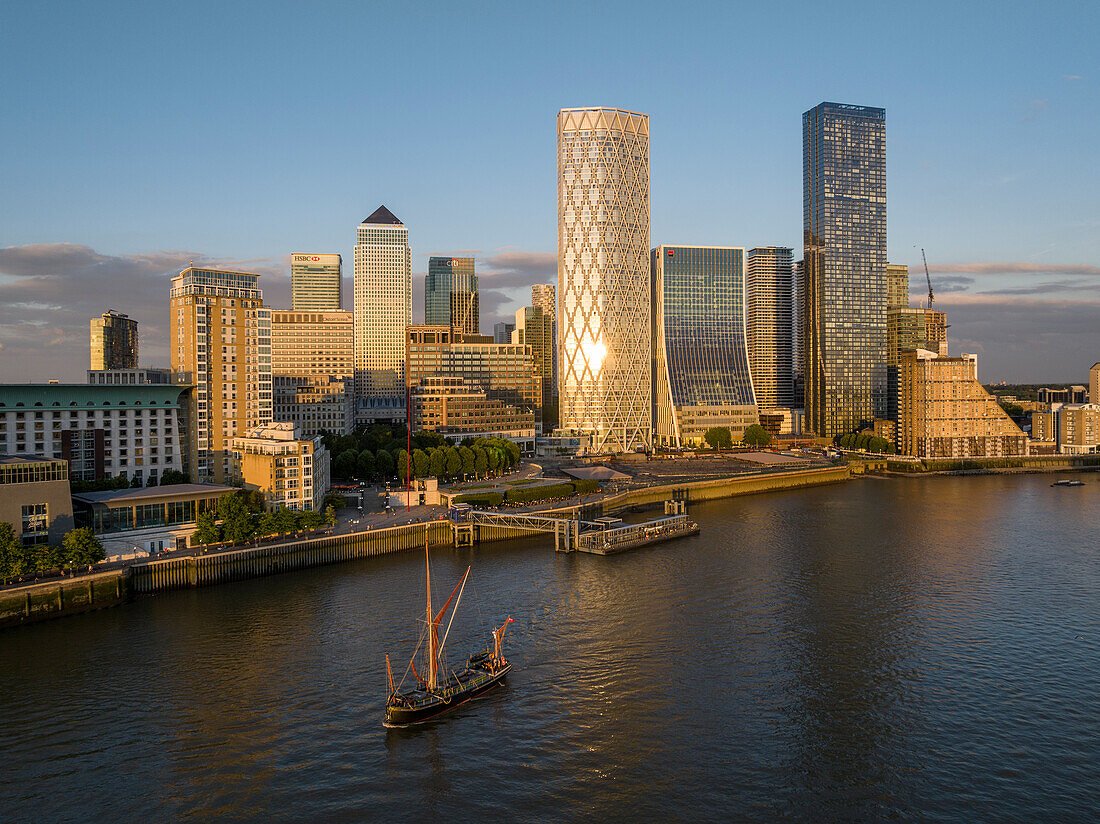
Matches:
[[21, 503, 49, 544]]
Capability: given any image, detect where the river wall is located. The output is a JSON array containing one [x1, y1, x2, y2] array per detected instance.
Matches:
[[0, 570, 131, 630], [1, 465, 850, 629]]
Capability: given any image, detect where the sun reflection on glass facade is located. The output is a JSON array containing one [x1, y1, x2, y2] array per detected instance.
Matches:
[[557, 108, 651, 452]]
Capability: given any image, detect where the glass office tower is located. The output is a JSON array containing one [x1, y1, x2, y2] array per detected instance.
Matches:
[[803, 102, 887, 438], [353, 206, 411, 408], [90, 311, 138, 371], [425, 257, 479, 334], [651, 246, 758, 447], [291, 253, 342, 311], [746, 247, 794, 410], [558, 107, 651, 453]]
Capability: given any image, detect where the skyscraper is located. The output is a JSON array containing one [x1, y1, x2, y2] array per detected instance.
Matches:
[[793, 259, 805, 408], [531, 284, 558, 411], [426, 256, 479, 334], [354, 206, 411, 410], [652, 246, 758, 447], [291, 253, 342, 311], [558, 107, 651, 452], [90, 311, 138, 370], [887, 263, 909, 310], [170, 267, 272, 483], [746, 247, 794, 410], [493, 321, 515, 343], [803, 102, 887, 437], [513, 304, 554, 427]]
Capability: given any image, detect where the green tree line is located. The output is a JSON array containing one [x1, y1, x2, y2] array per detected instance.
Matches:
[[327, 432, 521, 483], [0, 524, 106, 580], [837, 432, 896, 454], [192, 492, 337, 548]]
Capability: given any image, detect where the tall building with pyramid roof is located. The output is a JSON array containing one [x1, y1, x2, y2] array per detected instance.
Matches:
[[354, 206, 411, 417]]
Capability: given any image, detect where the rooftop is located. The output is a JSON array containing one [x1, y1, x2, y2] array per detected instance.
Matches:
[[72, 484, 236, 505], [0, 455, 67, 466], [362, 205, 402, 225], [0, 384, 191, 409]]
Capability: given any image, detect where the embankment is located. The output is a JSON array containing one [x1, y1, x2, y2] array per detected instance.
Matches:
[[0, 570, 131, 630]]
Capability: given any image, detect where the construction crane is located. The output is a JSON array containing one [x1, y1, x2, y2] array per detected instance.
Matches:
[[921, 248, 934, 308]]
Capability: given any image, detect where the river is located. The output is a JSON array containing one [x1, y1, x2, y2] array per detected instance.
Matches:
[[1, 474, 1098, 823]]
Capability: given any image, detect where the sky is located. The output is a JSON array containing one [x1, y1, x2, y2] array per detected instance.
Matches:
[[1, 0, 1097, 384]]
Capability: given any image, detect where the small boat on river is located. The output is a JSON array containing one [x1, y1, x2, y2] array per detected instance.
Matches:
[[1051, 479, 1086, 487], [384, 548, 513, 728]]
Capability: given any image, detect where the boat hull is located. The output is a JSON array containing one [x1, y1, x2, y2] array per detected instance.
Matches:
[[384, 663, 512, 727]]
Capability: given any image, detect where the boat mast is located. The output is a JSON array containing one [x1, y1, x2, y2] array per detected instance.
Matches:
[[426, 543, 437, 690]]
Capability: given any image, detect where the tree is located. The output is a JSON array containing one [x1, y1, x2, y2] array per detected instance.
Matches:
[[500, 439, 520, 468], [413, 448, 430, 479], [217, 494, 255, 544], [159, 469, 190, 486], [356, 449, 376, 480], [32, 543, 64, 574], [130, 475, 143, 488], [323, 491, 345, 511], [445, 447, 462, 479], [146, 474, 159, 487], [459, 446, 476, 479], [395, 449, 412, 485], [298, 510, 325, 530], [428, 447, 445, 478], [237, 488, 266, 513], [743, 424, 772, 448], [473, 446, 489, 477], [61, 528, 105, 568], [0, 523, 26, 578], [375, 449, 394, 479], [333, 449, 358, 479], [273, 506, 298, 535], [704, 427, 733, 450], [324, 505, 337, 526], [257, 511, 279, 538], [193, 510, 220, 546], [413, 431, 445, 451], [486, 445, 501, 474]]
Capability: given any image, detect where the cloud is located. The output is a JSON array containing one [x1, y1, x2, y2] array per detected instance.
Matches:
[[927, 262, 1100, 276], [479, 250, 557, 289], [978, 279, 1100, 296], [0, 242, 284, 382], [1062, 74, 1082, 81], [917, 275, 974, 293], [933, 294, 1100, 381]]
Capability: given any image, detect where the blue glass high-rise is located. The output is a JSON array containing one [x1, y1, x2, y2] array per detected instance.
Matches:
[[803, 102, 887, 438], [651, 245, 758, 446]]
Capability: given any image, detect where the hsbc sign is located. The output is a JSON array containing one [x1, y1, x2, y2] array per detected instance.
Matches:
[[292, 254, 340, 265]]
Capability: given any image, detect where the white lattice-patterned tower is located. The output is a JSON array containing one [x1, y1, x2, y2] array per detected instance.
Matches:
[[557, 107, 651, 453]]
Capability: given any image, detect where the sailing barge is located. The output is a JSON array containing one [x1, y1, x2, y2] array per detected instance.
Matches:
[[384, 548, 514, 727]]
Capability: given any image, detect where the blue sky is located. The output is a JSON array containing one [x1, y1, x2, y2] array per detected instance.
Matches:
[[1, 0, 1097, 383]]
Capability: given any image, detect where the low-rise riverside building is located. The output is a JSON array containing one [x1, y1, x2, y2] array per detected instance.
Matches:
[[0, 384, 189, 484], [1032, 403, 1100, 455], [0, 456, 74, 546], [412, 376, 537, 453], [72, 483, 235, 557], [230, 421, 329, 511], [897, 350, 1028, 458]]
